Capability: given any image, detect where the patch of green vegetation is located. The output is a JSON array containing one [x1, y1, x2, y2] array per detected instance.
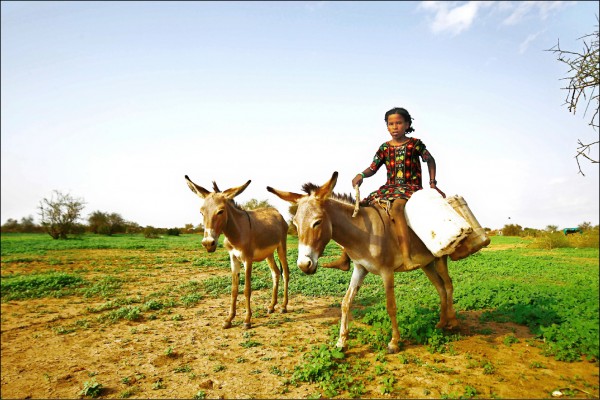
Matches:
[[291, 344, 366, 397], [453, 249, 598, 361], [79, 378, 103, 398], [193, 390, 206, 399], [503, 334, 520, 346], [1, 272, 85, 301], [81, 276, 122, 298], [240, 339, 262, 348], [101, 306, 142, 323], [0, 233, 209, 257], [201, 276, 231, 297], [174, 364, 191, 373]]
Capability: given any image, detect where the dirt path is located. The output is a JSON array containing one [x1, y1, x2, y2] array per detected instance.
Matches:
[[2, 283, 599, 399]]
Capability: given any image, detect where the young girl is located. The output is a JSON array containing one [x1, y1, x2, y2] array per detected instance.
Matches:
[[352, 107, 444, 270]]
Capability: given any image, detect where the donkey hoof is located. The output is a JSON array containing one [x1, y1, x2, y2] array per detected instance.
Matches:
[[335, 340, 347, 352], [267, 308, 275, 314], [446, 319, 459, 330], [222, 321, 232, 329], [435, 320, 447, 329], [280, 308, 287, 314], [387, 343, 400, 354], [243, 322, 252, 330]]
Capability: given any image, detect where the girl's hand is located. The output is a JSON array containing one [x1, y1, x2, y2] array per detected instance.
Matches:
[[352, 174, 363, 187], [430, 183, 446, 198]]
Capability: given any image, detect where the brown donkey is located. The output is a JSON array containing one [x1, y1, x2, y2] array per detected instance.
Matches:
[[185, 175, 290, 329], [267, 171, 458, 353]]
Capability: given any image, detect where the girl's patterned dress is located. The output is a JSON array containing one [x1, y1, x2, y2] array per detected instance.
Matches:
[[362, 137, 431, 205]]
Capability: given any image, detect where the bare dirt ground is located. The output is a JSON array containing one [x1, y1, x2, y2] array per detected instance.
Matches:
[[1, 253, 599, 399]]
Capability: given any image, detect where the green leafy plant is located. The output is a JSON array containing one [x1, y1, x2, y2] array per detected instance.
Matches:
[[194, 390, 206, 400], [380, 376, 395, 394], [503, 334, 519, 346], [292, 345, 346, 383], [79, 379, 103, 398]]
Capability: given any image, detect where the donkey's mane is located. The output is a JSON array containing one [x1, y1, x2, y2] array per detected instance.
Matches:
[[301, 183, 356, 207]]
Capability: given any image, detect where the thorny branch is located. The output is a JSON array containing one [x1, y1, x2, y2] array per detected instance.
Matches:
[[547, 17, 599, 175]]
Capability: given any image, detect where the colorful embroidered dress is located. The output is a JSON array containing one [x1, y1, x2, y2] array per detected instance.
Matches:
[[363, 137, 431, 205]]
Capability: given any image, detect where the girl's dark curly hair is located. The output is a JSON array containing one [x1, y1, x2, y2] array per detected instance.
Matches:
[[384, 107, 415, 134]]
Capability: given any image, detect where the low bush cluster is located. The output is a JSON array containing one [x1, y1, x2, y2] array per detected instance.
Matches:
[[529, 231, 599, 249]]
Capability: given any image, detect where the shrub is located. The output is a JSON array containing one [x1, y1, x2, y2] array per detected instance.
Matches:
[[567, 231, 599, 248], [529, 232, 570, 249], [502, 224, 523, 236], [143, 226, 159, 239]]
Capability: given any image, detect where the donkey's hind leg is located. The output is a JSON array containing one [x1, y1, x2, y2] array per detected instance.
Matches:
[[434, 256, 458, 329], [266, 254, 280, 314], [421, 260, 450, 329]]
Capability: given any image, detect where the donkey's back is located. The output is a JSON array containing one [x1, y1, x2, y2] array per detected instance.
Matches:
[[348, 204, 435, 273], [228, 207, 288, 262]]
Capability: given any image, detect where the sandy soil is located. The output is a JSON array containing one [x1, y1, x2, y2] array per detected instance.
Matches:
[[1, 258, 598, 399]]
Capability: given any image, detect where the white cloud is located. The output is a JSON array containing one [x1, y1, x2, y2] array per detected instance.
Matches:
[[419, 1, 571, 35], [502, 1, 570, 25], [419, 1, 493, 36], [518, 30, 545, 54]]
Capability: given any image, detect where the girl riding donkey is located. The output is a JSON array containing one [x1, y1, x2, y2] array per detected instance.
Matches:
[[352, 107, 444, 270]]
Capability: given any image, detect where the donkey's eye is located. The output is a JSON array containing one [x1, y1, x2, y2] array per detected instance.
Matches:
[[216, 209, 224, 215], [312, 220, 322, 228]]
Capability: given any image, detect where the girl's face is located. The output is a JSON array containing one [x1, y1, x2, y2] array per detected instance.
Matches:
[[386, 113, 410, 141]]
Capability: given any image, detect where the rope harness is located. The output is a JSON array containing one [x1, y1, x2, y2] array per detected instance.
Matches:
[[352, 185, 393, 219]]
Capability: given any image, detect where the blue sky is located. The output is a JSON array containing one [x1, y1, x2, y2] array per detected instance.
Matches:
[[2, 1, 599, 230]]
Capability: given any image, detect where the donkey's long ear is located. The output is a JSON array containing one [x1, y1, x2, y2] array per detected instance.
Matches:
[[223, 180, 251, 199], [185, 175, 210, 198], [315, 171, 338, 200], [266, 186, 304, 204]]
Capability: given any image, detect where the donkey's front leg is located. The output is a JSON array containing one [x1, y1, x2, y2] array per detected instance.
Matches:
[[223, 254, 242, 329], [382, 271, 401, 353], [243, 259, 253, 329], [336, 264, 367, 351]]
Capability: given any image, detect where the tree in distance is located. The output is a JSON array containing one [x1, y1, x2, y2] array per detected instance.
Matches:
[[38, 190, 86, 239]]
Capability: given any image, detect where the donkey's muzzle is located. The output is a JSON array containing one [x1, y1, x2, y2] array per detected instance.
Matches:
[[297, 244, 318, 274], [202, 238, 217, 252], [297, 257, 317, 275]]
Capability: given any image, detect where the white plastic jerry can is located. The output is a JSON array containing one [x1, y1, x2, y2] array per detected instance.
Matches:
[[405, 189, 472, 257], [445, 195, 490, 260]]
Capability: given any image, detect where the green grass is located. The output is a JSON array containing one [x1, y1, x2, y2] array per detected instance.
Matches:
[[0, 232, 203, 256], [1, 233, 598, 364], [1, 272, 86, 300]]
